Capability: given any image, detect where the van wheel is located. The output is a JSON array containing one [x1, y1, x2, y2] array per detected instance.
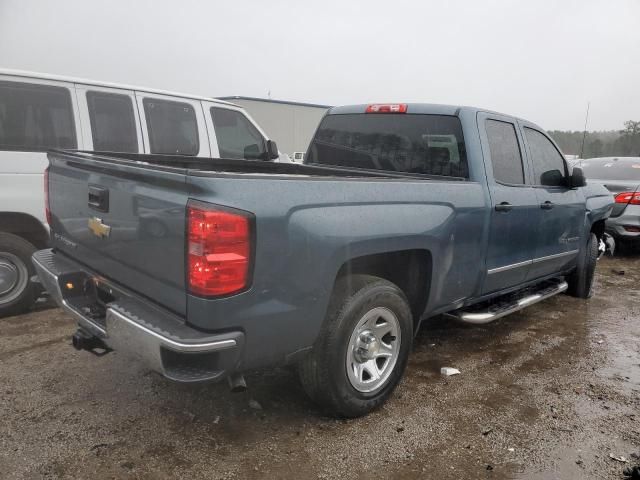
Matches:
[[567, 233, 598, 299], [298, 275, 413, 418], [0, 233, 37, 318]]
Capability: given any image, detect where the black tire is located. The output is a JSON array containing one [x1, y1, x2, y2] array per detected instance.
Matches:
[[0, 232, 37, 317], [567, 232, 598, 299], [298, 274, 413, 418]]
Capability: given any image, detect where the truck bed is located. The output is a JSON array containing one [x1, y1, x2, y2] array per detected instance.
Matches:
[[46, 149, 484, 335], [60, 150, 468, 181]]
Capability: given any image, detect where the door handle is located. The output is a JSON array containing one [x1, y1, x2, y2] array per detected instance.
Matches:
[[540, 201, 554, 210], [495, 202, 513, 212]]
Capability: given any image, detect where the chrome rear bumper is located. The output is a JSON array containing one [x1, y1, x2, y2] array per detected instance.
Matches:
[[32, 249, 244, 382]]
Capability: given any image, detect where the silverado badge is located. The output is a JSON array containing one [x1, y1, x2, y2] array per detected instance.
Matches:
[[88, 217, 111, 238]]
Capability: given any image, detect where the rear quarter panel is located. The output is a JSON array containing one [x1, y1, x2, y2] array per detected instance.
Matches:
[[186, 174, 488, 369]]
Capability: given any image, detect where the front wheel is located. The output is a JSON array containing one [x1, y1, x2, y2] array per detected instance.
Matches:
[[298, 275, 413, 418], [567, 232, 598, 299]]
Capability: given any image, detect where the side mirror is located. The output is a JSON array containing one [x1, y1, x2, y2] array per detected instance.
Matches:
[[266, 140, 279, 160], [540, 169, 565, 186], [569, 166, 587, 188]]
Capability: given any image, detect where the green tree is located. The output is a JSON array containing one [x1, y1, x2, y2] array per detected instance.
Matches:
[[620, 120, 640, 136]]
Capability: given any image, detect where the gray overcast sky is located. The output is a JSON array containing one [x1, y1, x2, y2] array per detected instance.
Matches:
[[1, 0, 639, 131]]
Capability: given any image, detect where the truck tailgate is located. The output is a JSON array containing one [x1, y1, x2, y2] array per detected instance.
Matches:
[[47, 152, 190, 316]]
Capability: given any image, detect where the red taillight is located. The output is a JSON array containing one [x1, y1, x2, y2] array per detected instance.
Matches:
[[44, 166, 51, 225], [187, 202, 252, 297], [614, 192, 640, 205], [365, 103, 408, 113]]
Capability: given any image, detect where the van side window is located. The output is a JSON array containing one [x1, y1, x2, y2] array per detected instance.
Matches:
[[210, 107, 266, 160], [87, 91, 138, 152], [524, 127, 566, 187], [143, 98, 198, 155], [485, 119, 525, 185], [0, 81, 76, 151]]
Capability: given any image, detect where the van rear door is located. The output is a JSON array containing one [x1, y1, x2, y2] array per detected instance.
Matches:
[[0, 75, 82, 224]]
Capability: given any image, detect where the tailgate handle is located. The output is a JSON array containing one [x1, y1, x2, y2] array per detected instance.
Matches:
[[88, 185, 109, 212]]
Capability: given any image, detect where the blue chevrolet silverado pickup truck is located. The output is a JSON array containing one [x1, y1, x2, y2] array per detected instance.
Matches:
[[33, 103, 613, 417]]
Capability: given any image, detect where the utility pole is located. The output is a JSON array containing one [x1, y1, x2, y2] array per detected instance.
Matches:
[[579, 102, 590, 159]]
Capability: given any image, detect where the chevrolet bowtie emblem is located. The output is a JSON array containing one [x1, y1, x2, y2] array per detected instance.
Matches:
[[88, 217, 111, 238]]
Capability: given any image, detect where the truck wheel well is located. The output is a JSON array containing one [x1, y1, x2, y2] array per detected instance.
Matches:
[[0, 213, 49, 249], [591, 220, 605, 240], [335, 249, 432, 330]]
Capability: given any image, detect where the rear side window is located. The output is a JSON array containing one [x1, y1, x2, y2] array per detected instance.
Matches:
[[485, 119, 525, 185], [211, 107, 266, 160], [0, 81, 76, 151], [306, 114, 468, 178], [143, 98, 198, 155], [525, 128, 567, 186], [87, 91, 138, 152]]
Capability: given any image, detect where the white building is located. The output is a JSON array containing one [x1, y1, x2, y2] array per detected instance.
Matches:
[[218, 96, 330, 159]]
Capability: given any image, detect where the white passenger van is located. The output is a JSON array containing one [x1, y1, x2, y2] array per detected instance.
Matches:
[[0, 69, 286, 316]]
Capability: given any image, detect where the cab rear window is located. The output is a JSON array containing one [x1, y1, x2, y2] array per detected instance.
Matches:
[[306, 113, 468, 178]]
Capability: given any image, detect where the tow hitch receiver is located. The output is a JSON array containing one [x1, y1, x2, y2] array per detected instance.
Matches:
[[71, 329, 112, 357]]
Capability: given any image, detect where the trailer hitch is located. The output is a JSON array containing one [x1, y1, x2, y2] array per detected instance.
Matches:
[[71, 329, 112, 357]]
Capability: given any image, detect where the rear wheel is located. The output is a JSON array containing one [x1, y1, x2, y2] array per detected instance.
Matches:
[[0, 233, 37, 317], [298, 275, 413, 418], [567, 232, 598, 299]]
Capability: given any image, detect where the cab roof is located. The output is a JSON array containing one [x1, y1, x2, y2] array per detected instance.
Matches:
[[327, 103, 546, 133], [0, 68, 236, 108], [328, 103, 528, 122]]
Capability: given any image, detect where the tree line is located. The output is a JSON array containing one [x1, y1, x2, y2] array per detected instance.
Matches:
[[549, 120, 640, 158]]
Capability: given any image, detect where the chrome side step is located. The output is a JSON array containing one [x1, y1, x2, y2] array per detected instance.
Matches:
[[445, 278, 568, 325]]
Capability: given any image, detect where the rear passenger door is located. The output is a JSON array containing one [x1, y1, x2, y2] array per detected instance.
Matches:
[[520, 124, 584, 280], [75, 85, 142, 153], [135, 92, 210, 157], [478, 112, 538, 294]]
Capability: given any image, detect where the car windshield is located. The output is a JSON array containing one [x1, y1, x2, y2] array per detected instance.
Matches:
[[579, 158, 640, 180]]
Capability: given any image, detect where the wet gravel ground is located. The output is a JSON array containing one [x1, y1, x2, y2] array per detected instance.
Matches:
[[1, 255, 639, 479]]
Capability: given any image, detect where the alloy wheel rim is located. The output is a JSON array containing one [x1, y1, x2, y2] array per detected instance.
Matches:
[[0, 252, 28, 305], [345, 306, 401, 393]]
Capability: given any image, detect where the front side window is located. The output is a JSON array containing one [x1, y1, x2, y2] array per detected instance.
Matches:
[[143, 98, 198, 155], [525, 127, 567, 186], [306, 114, 468, 178], [211, 107, 266, 160], [0, 81, 76, 151], [485, 119, 525, 185], [87, 91, 138, 152]]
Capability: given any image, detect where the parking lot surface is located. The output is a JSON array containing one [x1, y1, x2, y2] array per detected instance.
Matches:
[[1, 255, 639, 479]]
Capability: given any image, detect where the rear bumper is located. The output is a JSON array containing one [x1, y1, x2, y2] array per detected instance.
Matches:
[[606, 204, 640, 238], [32, 249, 244, 383]]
